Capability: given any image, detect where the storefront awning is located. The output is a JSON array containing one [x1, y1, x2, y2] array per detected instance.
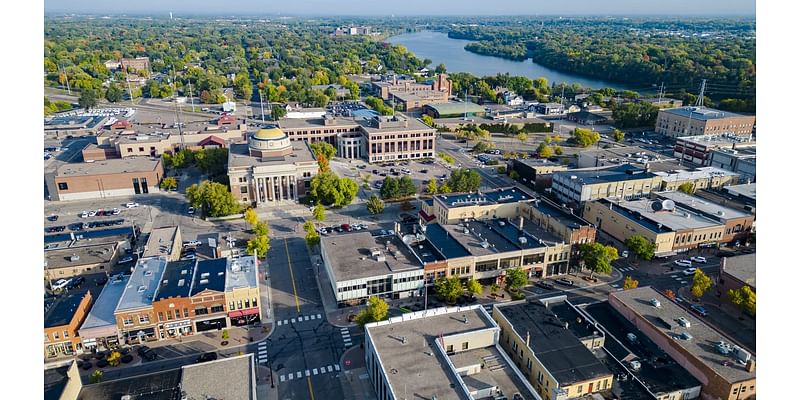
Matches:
[[229, 308, 260, 318]]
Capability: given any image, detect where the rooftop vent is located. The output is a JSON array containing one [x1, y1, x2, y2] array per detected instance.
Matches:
[[201, 272, 210, 279], [650, 298, 661, 308], [177, 279, 185, 287], [200, 279, 209, 285], [144, 271, 153, 276], [137, 285, 146, 293]]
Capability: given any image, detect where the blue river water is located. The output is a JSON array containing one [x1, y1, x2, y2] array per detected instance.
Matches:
[[386, 31, 630, 91]]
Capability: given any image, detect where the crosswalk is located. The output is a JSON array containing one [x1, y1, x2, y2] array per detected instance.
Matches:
[[279, 364, 340, 382], [618, 266, 636, 272], [257, 341, 268, 365], [671, 275, 688, 285], [340, 327, 352, 347], [276, 313, 324, 327]]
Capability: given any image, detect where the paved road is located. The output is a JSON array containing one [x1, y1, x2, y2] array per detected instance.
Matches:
[[435, 137, 511, 189]]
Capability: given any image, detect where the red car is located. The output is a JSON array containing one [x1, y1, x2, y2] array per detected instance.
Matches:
[[341, 224, 351, 232]]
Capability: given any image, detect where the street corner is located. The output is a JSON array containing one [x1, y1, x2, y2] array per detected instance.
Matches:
[[340, 346, 366, 371], [326, 309, 359, 328]]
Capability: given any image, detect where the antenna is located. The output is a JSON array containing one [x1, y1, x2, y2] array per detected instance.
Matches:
[[187, 81, 195, 113], [171, 65, 185, 149], [695, 79, 706, 108]]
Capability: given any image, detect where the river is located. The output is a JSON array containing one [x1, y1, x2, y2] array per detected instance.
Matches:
[[386, 31, 629, 90]]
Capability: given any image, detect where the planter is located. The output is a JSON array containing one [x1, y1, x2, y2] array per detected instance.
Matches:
[[220, 341, 229, 346]]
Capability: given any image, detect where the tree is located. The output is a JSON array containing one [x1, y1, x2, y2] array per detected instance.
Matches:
[[677, 182, 696, 194], [554, 145, 563, 155], [233, 73, 253, 100], [90, 370, 103, 384], [579, 242, 619, 278], [543, 135, 552, 145], [623, 276, 639, 290], [366, 194, 385, 214], [380, 176, 400, 199], [573, 128, 601, 147], [509, 170, 520, 180], [691, 269, 713, 298], [438, 152, 455, 165], [271, 106, 287, 120], [435, 277, 463, 304], [505, 268, 528, 291], [448, 168, 481, 192], [253, 221, 269, 237], [728, 285, 755, 316], [222, 329, 229, 340], [313, 202, 326, 222], [398, 176, 417, 197], [552, 134, 562, 143], [515, 132, 529, 144], [244, 208, 259, 228], [107, 351, 121, 367], [466, 278, 483, 297], [79, 89, 98, 110], [105, 84, 123, 103], [439, 182, 453, 193], [426, 179, 438, 194], [304, 221, 320, 247], [310, 142, 337, 160], [612, 129, 625, 142], [355, 296, 389, 326], [421, 114, 434, 127], [246, 234, 270, 258], [309, 172, 358, 207], [435, 63, 447, 74], [663, 289, 677, 300], [160, 176, 178, 190], [536, 143, 554, 158], [315, 152, 330, 173], [185, 181, 240, 217], [472, 141, 491, 154], [624, 235, 657, 261]]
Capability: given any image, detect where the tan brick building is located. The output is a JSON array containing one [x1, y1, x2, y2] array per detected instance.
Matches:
[[45, 292, 93, 358], [655, 107, 755, 138], [53, 157, 164, 201]]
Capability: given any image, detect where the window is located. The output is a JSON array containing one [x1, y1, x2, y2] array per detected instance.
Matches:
[[184, 308, 189, 318], [139, 147, 145, 152], [158, 312, 164, 322], [245, 299, 250, 308], [240, 186, 248, 194], [166, 310, 173, 320], [58, 182, 69, 190], [253, 298, 257, 307], [195, 307, 208, 315], [123, 317, 134, 326], [229, 301, 236, 311], [462, 342, 469, 350], [139, 315, 150, 324], [211, 304, 224, 313], [526, 359, 532, 371], [577, 385, 583, 394], [446, 344, 454, 353], [237, 300, 243, 310], [53, 332, 60, 340], [63, 330, 69, 339], [127, 148, 133, 153]]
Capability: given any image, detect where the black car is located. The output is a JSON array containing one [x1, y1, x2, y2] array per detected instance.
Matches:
[[536, 281, 556, 290], [47, 215, 59, 222], [555, 278, 574, 286], [68, 277, 86, 289], [137, 346, 157, 361], [95, 276, 108, 286], [195, 352, 218, 363]]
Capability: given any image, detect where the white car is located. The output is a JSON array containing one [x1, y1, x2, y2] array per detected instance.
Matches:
[[682, 267, 697, 276], [184, 240, 202, 247], [79, 211, 89, 218], [112, 208, 121, 215], [188, 207, 195, 215], [690, 256, 707, 264], [674, 259, 693, 268], [52, 278, 72, 291], [88, 210, 98, 217], [125, 202, 139, 208]]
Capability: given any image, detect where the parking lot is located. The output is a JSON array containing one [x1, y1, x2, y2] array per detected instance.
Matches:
[[330, 157, 452, 201]]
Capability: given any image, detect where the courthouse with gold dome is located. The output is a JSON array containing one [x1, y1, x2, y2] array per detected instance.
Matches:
[[227, 125, 319, 207]]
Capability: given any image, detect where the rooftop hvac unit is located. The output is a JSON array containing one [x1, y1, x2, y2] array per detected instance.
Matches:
[[650, 298, 661, 308], [518, 237, 528, 244], [200, 279, 209, 285], [480, 241, 490, 249], [629, 360, 641, 371], [376, 255, 386, 262], [734, 346, 751, 363]]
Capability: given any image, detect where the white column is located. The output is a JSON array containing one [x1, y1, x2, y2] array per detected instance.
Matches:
[[267, 177, 273, 202], [278, 176, 284, 201], [255, 178, 260, 205], [291, 176, 296, 200]]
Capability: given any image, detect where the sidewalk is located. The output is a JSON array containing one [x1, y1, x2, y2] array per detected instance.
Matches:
[[309, 246, 360, 328], [339, 346, 376, 400]]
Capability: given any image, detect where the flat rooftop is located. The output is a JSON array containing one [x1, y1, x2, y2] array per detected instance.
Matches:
[[80, 275, 130, 332], [45, 291, 88, 328], [142, 226, 180, 259], [722, 253, 756, 288], [496, 301, 613, 387], [610, 287, 756, 384], [278, 114, 360, 129], [581, 146, 675, 164], [366, 306, 534, 400], [116, 257, 168, 312], [435, 186, 533, 208], [600, 197, 721, 232], [438, 222, 520, 257], [322, 232, 422, 282], [228, 140, 316, 168], [724, 183, 756, 201], [191, 258, 228, 294], [656, 191, 749, 221], [554, 164, 658, 186], [515, 159, 566, 170], [424, 102, 485, 115], [56, 157, 161, 177], [155, 259, 196, 300], [77, 369, 182, 400], [654, 167, 739, 183], [45, 241, 120, 270], [181, 354, 256, 400], [678, 134, 755, 147], [224, 256, 259, 291], [448, 346, 536, 400], [661, 107, 749, 121], [359, 113, 433, 134], [583, 302, 702, 397], [420, 223, 472, 259], [530, 198, 592, 229]]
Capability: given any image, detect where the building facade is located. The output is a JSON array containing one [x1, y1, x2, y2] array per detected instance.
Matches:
[[45, 292, 93, 358], [551, 165, 663, 209], [655, 107, 755, 138], [53, 157, 164, 201]]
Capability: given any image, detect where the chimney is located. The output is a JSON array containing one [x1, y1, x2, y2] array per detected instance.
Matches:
[[526, 331, 530, 347], [746, 359, 755, 373]]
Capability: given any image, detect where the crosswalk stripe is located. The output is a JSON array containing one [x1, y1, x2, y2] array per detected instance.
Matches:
[[317, 313, 322, 319], [283, 319, 288, 325], [305, 370, 311, 377], [258, 358, 268, 364], [345, 342, 352, 347], [327, 365, 333, 372], [291, 318, 296, 323], [313, 368, 318, 375], [335, 364, 341, 371], [280, 375, 286, 382], [277, 320, 283, 326], [341, 333, 350, 338]]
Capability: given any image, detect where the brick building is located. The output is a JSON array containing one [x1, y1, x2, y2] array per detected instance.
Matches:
[[45, 292, 93, 358], [52, 157, 164, 201], [655, 107, 755, 138]]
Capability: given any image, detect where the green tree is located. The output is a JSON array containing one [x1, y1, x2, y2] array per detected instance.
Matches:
[[579, 242, 619, 278], [421, 114, 434, 127], [313, 202, 326, 222], [472, 141, 492, 153], [426, 179, 438, 195], [105, 84, 123, 103], [160, 176, 178, 190], [107, 351, 122, 367], [233, 73, 253, 100], [222, 329, 229, 340], [355, 296, 389, 326], [304, 221, 320, 247], [448, 168, 481, 192], [271, 106, 287, 120], [398, 176, 417, 197], [90, 370, 103, 384], [366, 194, 385, 214], [439, 182, 453, 193], [185, 181, 240, 217], [438, 152, 455, 165], [677, 182, 696, 194], [309, 142, 337, 160], [509, 170, 520, 180], [79, 89, 98, 110], [624, 235, 657, 261], [691, 269, 713, 299], [246, 234, 270, 258], [380, 176, 400, 199], [536, 143, 554, 158], [612, 129, 625, 142], [253, 221, 269, 237], [309, 172, 358, 207], [515, 132, 529, 144], [466, 278, 483, 297], [435, 63, 447, 74], [505, 268, 528, 291], [552, 134, 562, 143], [573, 128, 601, 147], [728, 286, 756, 316], [435, 277, 463, 304], [623, 276, 640, 290], [543, 135, 552, 145], [244, 208, 259, 227], [554, 145, 563, 155]]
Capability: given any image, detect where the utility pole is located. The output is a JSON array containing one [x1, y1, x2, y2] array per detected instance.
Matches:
[[657, 81, 665, 105], [125, 70, 134, 106], [171, 65, 185, 149], [59, 63, 72, 95], [695, 79, 706, 108], [559, 86, 565, 109], [187, 81, 195, 112]]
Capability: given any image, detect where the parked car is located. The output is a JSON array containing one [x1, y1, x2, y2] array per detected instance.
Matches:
[[125, 202, 139, 208], [52, 278, 72, 291], [536, 281, 555, 290], [555, 278, 574, 286], [112, 208, 121, 215], [690, 304, 708, 317], [690, 256, 707, 264], [674, 259, 693, 268], [184, 240, 202, 247], [79, 211, 89, 218], [341, 224, 352, 232], [68, 277, 86, 289], [47, 215, 59, 222], [188, 207, 195, 215], [88, 210, 98, 217], [682, 268, 697, 276], [137, 346, 157, 361], [118, 255, 135, 265], [195, 352, 218, 363], [621, 250, 629, 258]]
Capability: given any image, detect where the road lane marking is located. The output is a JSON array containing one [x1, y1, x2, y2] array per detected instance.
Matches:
[[307, 377, 316, 400], [284, 239, 301, 313]]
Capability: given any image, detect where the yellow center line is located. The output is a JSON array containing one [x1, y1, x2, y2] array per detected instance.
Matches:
[[284, 238, 301, 313], [307, 377, 316, 400]]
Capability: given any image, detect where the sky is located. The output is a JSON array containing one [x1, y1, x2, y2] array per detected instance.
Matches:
[[44, 0, 755, 17]]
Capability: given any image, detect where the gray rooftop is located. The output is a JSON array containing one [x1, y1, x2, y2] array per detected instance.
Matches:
[[656, 191, 749, 221], [224, 256, 259, 292], [653, 167, 739, 183], [45, 291, 89, 329], [142, 226, 180, 259], [359, 113, 434, 134], [678, 134, 755, 147], [116, 257, 168, 312], [609, 197, 722, 231], [424, 102, 486, 115], [661, 107, 748, 121], [321, 232, 422, 282], [554, 164, 659, 186], [366, 306, 534, 400], [724, 183, 756, 201], [227, 140, 316, 168], [45, 241, 121, 270], [611, 287, 756, 384], [435, 186, 533, 209], [722, 254, 756, 288], [181, 354, 256, 400], [80, 275, 130, 333], [56, 157, 161, 177], [277, 114, 360, 129]]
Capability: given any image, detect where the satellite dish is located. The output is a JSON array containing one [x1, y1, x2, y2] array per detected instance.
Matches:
[[662, 199, 676, 211], [651, 201, 663, 212]]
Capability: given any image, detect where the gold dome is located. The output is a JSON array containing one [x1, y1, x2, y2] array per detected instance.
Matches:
[[254, 126, 286, 140]]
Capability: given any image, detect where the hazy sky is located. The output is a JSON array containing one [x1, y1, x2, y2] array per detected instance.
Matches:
[[44, 0, 755, 17]]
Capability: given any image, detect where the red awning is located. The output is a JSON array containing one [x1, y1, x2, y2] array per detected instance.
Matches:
[[228, 311, 243, 318], [241, 308, 260, 316]]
